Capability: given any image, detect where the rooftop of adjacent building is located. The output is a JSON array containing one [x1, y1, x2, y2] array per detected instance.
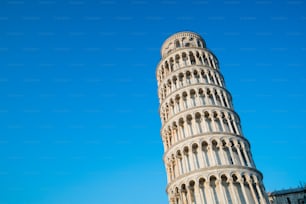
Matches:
[[268, 186, 306, 196]]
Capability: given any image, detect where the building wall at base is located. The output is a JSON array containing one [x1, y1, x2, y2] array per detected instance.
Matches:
[[268, 187, 306, 204]]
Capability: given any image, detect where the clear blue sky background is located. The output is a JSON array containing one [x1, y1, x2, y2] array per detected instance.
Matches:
[[0, 0, 305, 203]]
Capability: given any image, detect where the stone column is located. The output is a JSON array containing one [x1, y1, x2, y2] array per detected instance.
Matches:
[[195, 119, 202, 134], [194, 184, 202, 204], [205, 71, 211, 84], [218, 144, 228, 165], [212, 91, 217, 105], [204, 182, 214, 204], [174, 127, 180, 142], [207, 145, 215, 166], [246, 176, 259, 204], [162, 138, 167, 152], [217, 180, 228, 204], [210, 116, 217, 132], [217, 90, 225, 106], [232, 119, 240, 135], [254, 178, 267, 204], [222, 146, 230, 165], [185, 121, 191, 137], [179, 97, 184, 111], [210, 55, 216, 69], [187, 153, 195, 171], [228, 178, 239, 204], [212, 72, 218, 85], [204, 52, 212, 67], [174, 159, 179, 178], [182, 123, 187, 139], [182, 154, 187, 173], [238, 178, 251, 204], [190, 119, 196, 135], [170, 129, 176, 144], [198, 148, 206, 168], [226, 115, 234, 133], [195, 93, 201, 106], [223, 92, 231, 108], [186, 56, 191, 66], [234, 142, 245, 166], [170, 197, 176, 204], [199, 184, 206, 204], [169, 82, 173, 93], [219, 115, 226, 132], [242, 145, 252, 167], [227, 143, 237, 165], [166, 165, 170, 183], [216, 73, 222, 87], [193, 51, 200, 65], [187, 187, 193, 204], [192, 149, 199, 169], [181, 189, 188, 204], [176, 156, 182, 175]]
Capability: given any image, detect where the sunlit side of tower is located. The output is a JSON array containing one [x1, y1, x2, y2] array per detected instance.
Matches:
[[156, 31, 270, 204]]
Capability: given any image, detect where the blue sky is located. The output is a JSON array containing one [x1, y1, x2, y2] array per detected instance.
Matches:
[[0, 0, 305, 203]]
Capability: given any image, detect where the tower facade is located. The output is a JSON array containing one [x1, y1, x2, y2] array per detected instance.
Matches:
[[156, 31, 270, 204]]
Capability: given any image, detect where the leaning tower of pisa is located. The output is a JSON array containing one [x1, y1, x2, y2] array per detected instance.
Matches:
[[156, 31, 270, 204]]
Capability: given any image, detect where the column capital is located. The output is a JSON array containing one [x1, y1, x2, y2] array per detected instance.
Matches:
[[253, 176, 259, 183], [215, 180, 221, 186], [237, 178, 244, 183], [204, 181, 211, 188], [235, 143, 241, 149], [169, 197, 176, 204], [246, 178, 253, 184], [180, 188, 187, 193], [188, 185, 194, 191], [227, 178, 234, 184], [216, 144, 222, 149], [244, 174, 251, 181]]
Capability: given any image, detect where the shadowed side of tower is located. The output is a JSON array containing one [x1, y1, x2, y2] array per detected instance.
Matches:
[[156, 31, 270, 204]]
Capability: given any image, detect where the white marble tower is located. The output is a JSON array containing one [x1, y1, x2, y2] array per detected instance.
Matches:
[[156, 31, 270, 204]]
